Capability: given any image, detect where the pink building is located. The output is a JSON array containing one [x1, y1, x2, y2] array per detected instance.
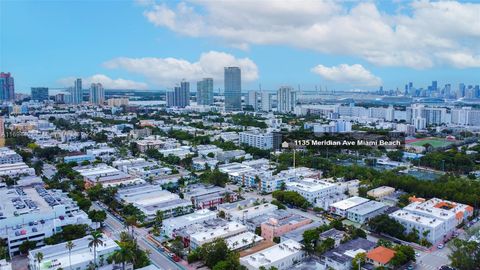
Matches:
[[261, 215, 312, 242]]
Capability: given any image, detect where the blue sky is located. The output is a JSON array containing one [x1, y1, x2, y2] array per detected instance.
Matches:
[[1, 0, 479, 93]]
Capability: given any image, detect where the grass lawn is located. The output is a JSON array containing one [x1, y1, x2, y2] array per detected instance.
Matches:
[[408, 138, 454, 148]]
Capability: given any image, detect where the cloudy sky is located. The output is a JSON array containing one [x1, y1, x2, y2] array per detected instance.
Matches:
[[1, 0, 479, 92]]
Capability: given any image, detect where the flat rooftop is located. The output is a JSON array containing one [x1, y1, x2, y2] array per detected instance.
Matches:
[[281, 221, 323, 242], [404, 197, 473, 221], [347, 200, 386, 216], [286, 178, 335, 192], [190, 221, 247, 243], [29, 235, 117, 269], [225, 231, 263, 250], [240, 239, 302, 268], [389, 209, 443, 227], [164, 209, 215, 226], [330, 196, 369, 211]]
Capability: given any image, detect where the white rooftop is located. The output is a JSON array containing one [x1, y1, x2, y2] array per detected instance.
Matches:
[[285, 178, 335, 192], [330, 196, 369, 210], [240, 239, 303, 268], [389, 209, 443, 228], [225, 231, 263, 251]]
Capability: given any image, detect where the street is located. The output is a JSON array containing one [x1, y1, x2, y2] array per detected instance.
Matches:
[[92, 202, 184, 270]]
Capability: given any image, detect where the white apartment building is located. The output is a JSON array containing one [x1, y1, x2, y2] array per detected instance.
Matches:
[[161, 146, 192, 159], [260, 92, 272, 112], [451, 107, 480, 126], [225, 231, 263, 251], [28, 235, 119, 270], [189, 221, 247, 249], [286, 178, 345, 209], [239, 131, 274, 150], [162, 209, 217, 238], [223, 203, 278, 222], [240, 239, 305, 270], [0, 186, 91, 255], [389, 198, 474, 244], [277, 86, 297, 114]]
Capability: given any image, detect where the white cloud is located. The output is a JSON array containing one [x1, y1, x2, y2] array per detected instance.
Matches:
[[58, 74, 148, 90], [103, 51, 259, 87], [141, 1, 480, 68], [311, 64, 382, 86]]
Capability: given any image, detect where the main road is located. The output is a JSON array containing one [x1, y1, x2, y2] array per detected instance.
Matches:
[[92, 202, 184, 270]]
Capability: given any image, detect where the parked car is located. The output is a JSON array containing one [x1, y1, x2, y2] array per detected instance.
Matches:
[[437, 244, 444, 249]]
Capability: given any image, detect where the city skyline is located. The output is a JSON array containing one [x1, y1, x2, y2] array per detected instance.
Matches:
[[1, 0, 480, 92]]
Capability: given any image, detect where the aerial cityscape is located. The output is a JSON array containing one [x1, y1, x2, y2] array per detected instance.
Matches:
[[1, 1, 480, 270]]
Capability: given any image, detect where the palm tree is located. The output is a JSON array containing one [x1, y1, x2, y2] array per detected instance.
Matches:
[[88, 231, 104, 270], [110, 242, 134, 270], [155, 210, 163, 228], [35, 252, 44, 270], [119, 231, 131, 243], [65, 241, 75, 270], [125, 216, 137, 237]]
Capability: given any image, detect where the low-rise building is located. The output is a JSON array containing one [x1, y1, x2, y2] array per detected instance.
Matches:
[[28, 234, 119, 270], [190, 221, 247, 249], [75, 164, 139, 188], [346, 200, 387, 224], [162, 209, 217, 238], [184, 184, 236, 209], [367, 186, 395, 199], [366, 246, 396, 268], [280, 221, 323, 243], [63, 154, 95, 164], [322, 238, 376, 270], [221, 202, 278, 223], [389, 197, 474, 245], [116, 184, 192, 220], [261, 215, 312, 242], [329, 196, 370, 217], [240, 239, 305, 270], [225, 231, 263, 251], [0, 162, 35, 177], [0, 148, 22, 164], [286, 178, 346, 209], [0, 186, 91, 255]]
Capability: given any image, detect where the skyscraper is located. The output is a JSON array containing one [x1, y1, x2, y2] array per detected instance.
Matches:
[[31, 87, 49, 102], [167, 80, 190, 108], [260, 92, 272, 112], [277, 86, 297, 113], [70, 78, 83, 104], [89, 83, 105, 105], [0, 72, 15, 101], [247, 90, 258, 111], [224, 67, 241, 111], [197, 78, 214, 105]]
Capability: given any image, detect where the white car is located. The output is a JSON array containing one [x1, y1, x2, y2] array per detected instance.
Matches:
[[437, 244, 444, 249]]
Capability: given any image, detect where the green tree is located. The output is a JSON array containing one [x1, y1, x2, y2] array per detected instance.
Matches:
[[110, 241, 135, 270], [35, 252, 44, 270], [351, 252, 366, 270], [88, 231, 104, 269], [19, 240, 36, 254], [88, 210, 107, 228], [302, 229, 319, 254], [200, 239, 229, 268], [66, 241, 75, 270], [449, 239, 480, 270]]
